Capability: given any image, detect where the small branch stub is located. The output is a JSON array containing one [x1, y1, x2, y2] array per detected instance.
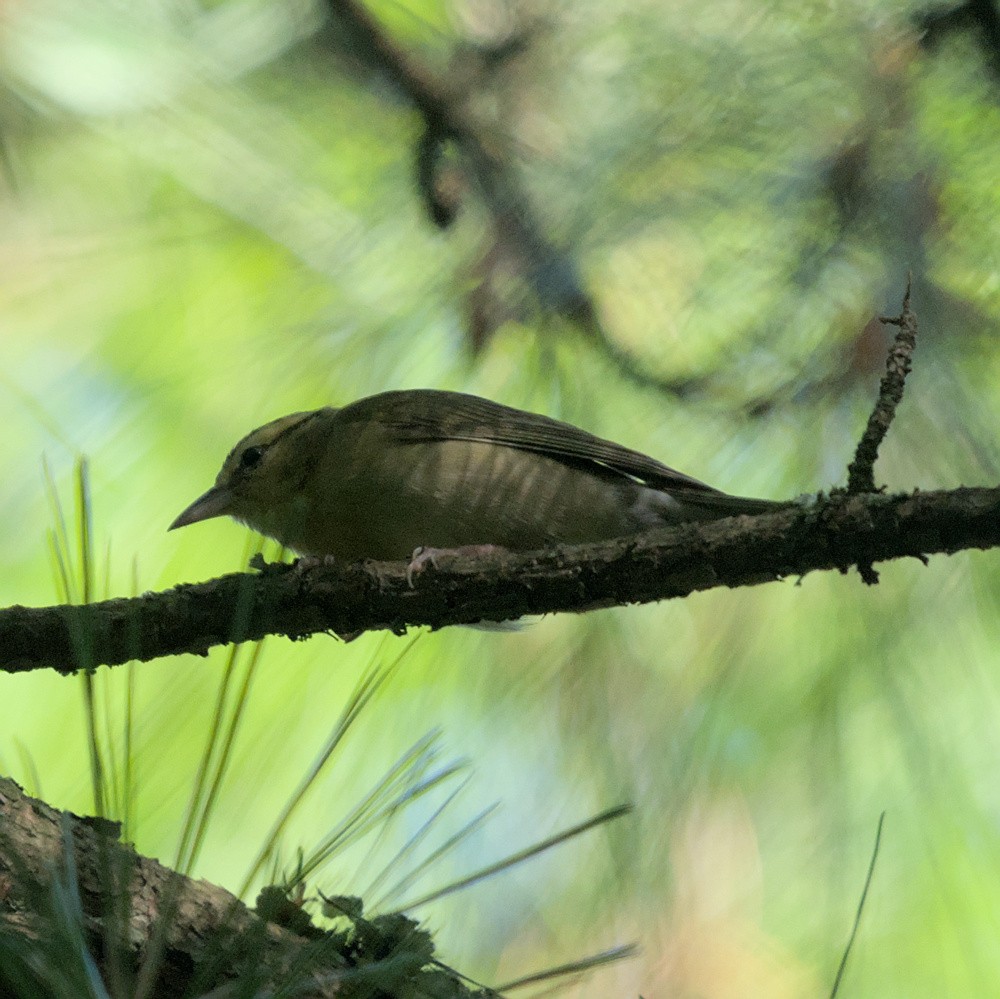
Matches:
[[843, 278, 918, 584], [846, 279, 918, 496]]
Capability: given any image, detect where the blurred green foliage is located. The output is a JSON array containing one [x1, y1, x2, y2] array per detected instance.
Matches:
[[2, 0, 1000, 995]]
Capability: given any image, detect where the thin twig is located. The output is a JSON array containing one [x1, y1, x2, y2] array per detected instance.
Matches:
[[829, 811, 886, 998], [846, 277, 918, 495]]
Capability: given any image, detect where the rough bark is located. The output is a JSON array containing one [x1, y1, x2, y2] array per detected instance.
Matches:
[[0, 777, 475, 999], [2, 485, 998, 674]]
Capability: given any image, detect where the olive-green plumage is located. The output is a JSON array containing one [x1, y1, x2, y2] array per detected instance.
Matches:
[[169, 389, 779, 560]]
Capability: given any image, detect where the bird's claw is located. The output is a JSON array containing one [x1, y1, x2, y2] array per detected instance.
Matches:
[[406, 547, 440, 587], [406, 544, 504, 588], [294, 554, 339, 573]]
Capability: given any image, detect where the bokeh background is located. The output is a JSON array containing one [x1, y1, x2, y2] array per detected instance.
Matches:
[[3, 0, 1000, 995]]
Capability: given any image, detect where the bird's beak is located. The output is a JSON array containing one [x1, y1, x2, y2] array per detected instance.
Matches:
[[169, 486, 234, 531]]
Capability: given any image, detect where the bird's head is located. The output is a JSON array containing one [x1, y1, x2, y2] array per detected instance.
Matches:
[[169, 410, 328, 538]]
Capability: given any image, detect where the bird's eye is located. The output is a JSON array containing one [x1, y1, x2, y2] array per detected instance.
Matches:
[[239, 445, 265, 471]]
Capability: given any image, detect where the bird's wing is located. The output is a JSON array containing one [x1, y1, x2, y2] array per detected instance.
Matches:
[[338, 389, 724, 495]]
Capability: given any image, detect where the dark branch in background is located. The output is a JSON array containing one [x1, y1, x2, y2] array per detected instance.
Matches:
[[847, 279, 917, 495], [320, 0, 700, 399], [322, 0, 591, 316], [415, 128, 460, 229], [917, 0, 1000, 82], [4, 485, 1000, 675]]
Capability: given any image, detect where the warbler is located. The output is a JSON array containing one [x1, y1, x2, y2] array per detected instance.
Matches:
[[169, 389, 779, 561]]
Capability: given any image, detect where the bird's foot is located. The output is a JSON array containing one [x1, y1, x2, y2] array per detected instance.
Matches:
[[248, 552, 298, 574], [293, 554, 339, 573], [406, 544, 504, 588]]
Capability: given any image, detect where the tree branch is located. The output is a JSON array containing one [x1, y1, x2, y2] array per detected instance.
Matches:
[[4, 485, 1000, 675], [0, 777, 330, 999], [0, 776, 484, 999]]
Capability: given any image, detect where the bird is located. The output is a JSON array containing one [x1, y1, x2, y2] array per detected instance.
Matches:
[[169, 389, 781, 562]]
